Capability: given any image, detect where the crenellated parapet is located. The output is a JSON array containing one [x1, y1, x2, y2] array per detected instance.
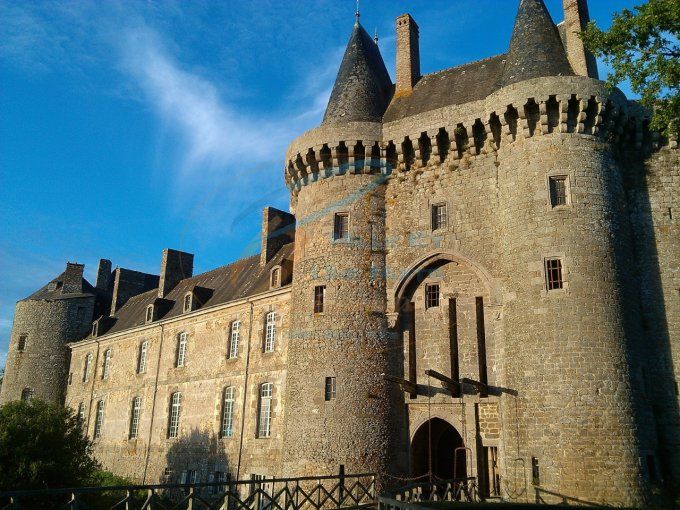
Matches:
[[284, 76, 674, 195]]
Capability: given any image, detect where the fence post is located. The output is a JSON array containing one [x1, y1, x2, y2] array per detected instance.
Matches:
[[187, 486, 194, 510], [338, 465, 345, 507]]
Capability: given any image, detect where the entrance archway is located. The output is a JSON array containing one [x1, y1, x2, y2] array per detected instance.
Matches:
[[411, 418, 466, 480]]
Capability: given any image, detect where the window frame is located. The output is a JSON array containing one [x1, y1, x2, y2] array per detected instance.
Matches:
[[257, 383, 273, 438], [545, 258, 564, 291], [548, 175, 570, 208], [21, 388, 33, 401], [93, 400, 105, 439], [168, 392, 182, 438], [314, 285, 326, 314], [431, 203, 448, 231], [77, 402, 85, 426], [264, 312, 277, 353], [137, 341, 149, 374], [176, 333, 187, 367], [129, 396, 142, 439], [270, 267, 281, 289], [102, 349, 112, 380], [146, 305, 154, 323], [324, 377, 337, 401], [83, 353, 92, 382], [183, 293, 193, 313], [333, 212, 350, 241], [17, 334, 27, 352], [221, 386, 236, 438], [228, 321, 240, 359], [425, 283, 441, 309]]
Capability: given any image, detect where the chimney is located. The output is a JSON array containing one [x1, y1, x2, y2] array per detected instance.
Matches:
[[562, 0, 599, 78], [95, 259, 112, 292], [395, 14, 420, 96], [62, 262, 84, 294], [158, 249, 194, 298], [261, 207, 296, 266], [110, 268, 160, 315]]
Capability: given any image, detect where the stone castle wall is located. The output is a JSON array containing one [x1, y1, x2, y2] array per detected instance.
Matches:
[[66, 289, 290, 484]]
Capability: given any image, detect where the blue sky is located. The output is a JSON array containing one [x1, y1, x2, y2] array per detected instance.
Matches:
[[0, 0, 640, 370]]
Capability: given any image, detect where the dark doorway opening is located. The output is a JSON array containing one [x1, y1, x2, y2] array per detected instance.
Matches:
[[411, 418, 466, 480]]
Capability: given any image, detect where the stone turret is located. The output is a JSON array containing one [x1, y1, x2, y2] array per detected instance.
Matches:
[[283, 15, 407, 482]]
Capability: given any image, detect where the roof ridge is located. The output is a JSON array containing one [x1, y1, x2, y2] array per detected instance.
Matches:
[[421, 54, 507, 79]]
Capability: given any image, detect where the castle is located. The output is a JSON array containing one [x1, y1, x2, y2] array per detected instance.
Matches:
[[1, 0, 678, 506]]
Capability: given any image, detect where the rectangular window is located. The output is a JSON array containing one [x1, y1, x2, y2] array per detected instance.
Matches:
[[258, 383, 273, 438], [94, 400, 105, 439], [212, 471, 228, 495], [146, 305, 153, 323], [476, 297, 488, 391], [83, 353, 92, 382], [545, 258, 564, 291], [531, 457, 540, 486], [270, 268, 280, 288], [176, 333, 187, 367], [334, 213, 349, 241], [228, 321, 240, 359], [21, 388, 33, 401], [431, 203, 448, 231], [168, 392, 181, 438], [221, 387, 235, 438], [92, 322, 98, 337], [264, 312, 276, 353], [17, 335, 27, 352], [549, 176, 568, 207], [324, 377, 337, 401], [425, 283, 440, 309], [183, 294, 192, 312], [102, 349, 111, 380], [129, 396, 142, 439], [138, 341, 149, 374], [77, 402, 85, 426], [314, 285, 326, 314]]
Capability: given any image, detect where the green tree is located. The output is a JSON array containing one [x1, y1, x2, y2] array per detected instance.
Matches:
[[581, 0, 679, 137], [0, 399, 99, 491]]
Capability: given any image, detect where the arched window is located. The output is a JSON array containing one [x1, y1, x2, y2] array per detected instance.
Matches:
[[257, 383, 273, 438], [94, 400, 105, 439], [21, 388, 33, 401], [270, 267, 281, 289], [137, 341, 149, 374], [83, 353, 92, 382], [129, 396, 142, 439], [102, 349, 112, 380], [221, 387, 236, 438], [168, 392, 182, 438], [176, 333, 187, 367], [228, 321, 240, 359], [264, 312, 277, 353]]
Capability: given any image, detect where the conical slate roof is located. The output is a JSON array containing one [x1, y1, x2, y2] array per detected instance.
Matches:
[[500, 0, 574, 87], [323, 21, 393, 124]]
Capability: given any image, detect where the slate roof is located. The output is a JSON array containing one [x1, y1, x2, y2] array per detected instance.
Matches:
[[383, 55, 507, 123], [24, 272, 96, 301], [323, 21, 394, 124], [500, 0, 574, 87], [97, 243, 294, 336]]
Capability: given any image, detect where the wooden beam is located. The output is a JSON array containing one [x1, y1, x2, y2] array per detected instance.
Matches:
[[382, 374, 418, 397], [424, 369, 462, 395], [461, 377, 488, 394]]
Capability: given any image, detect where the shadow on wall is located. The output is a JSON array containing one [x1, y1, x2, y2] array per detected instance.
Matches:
[[163, 428, 230, 493]]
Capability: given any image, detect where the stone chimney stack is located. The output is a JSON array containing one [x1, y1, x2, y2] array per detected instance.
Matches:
[[158, 249, 194, 298], [395, 14, 420, 96], [62, 262, 84, 294], [562, 0, 599, 78], [95, 259, 112, 292]]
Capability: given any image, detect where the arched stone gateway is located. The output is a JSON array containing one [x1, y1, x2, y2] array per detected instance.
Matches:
[[411, 418, 466, 480]]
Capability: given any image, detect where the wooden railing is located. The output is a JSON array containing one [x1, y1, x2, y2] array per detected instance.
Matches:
[[379, 477, 478, 509], [0, 473, 376, 510]]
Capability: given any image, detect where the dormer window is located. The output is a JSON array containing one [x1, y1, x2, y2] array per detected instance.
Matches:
[[270, 267, 281, 289], [183, 293, 193, 313], [92, 321, 99, 337], [146, 305, 154, 323]]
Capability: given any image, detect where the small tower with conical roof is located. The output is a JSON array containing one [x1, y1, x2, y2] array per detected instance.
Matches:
[[282, 12, 407, 482]]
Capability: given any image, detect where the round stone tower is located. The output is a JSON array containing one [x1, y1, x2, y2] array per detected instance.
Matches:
[[493, 0, 647, 505], [281, 18, 407, 480], [0, 263, 97, 405]]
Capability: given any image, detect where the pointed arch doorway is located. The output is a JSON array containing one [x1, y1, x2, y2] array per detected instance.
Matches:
[[411, 418, 466, 480]]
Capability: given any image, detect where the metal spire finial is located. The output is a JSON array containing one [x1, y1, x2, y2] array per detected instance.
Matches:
[[355, 0, 360, 25], [374, 28, 379, 44]]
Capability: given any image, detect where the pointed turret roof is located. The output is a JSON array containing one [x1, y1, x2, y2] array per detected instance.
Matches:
[[322, 21, 393, 124], [500, 0, 574, 87]]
